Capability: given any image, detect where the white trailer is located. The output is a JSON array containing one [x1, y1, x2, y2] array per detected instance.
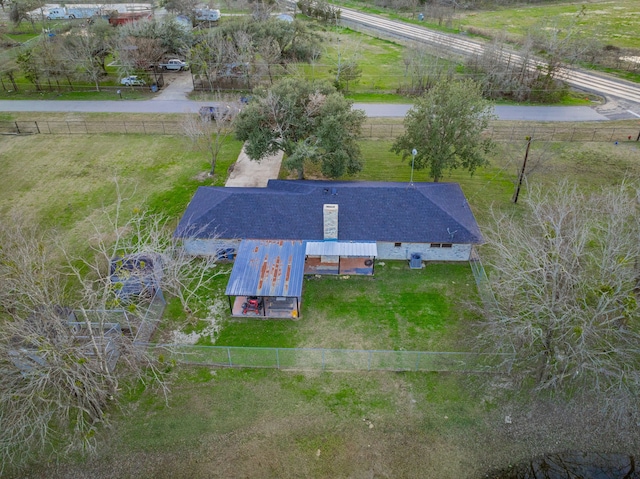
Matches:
[[46, 6, 101, 19], [195, 8, 220, 21]]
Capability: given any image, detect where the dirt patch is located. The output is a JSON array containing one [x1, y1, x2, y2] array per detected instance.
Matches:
[[192, 170, 214, 182]]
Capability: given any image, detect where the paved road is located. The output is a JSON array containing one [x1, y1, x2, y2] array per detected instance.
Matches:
[[338, 6, 640, 109], [0, 99, 611, 121], [355, 104, 609, 121]]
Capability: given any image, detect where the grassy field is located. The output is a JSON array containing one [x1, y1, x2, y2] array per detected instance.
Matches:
[[0, 132, 244, 251], [3, 127, 640, 478], [457, 0, 640, 49], [296, 26, 436, 96]]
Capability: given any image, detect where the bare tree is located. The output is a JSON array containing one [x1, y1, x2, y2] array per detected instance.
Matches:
[[401, 43, 452, 95], [329, 37, 362, 92], [466, 32, 568, 103], [70, 182, 225, 315], [0, 187, 224, 471], [190, 33, 230, 91], [257, 38, 282, 85], [250, 0, 276, 21], [117, 35, 165, 73], [60, 24, 114, 91], [183, 100, 240, 177], [230, 30, 255, 90], [0, 217, 165, 471], [480, 180, 640, 421], [9, 0, 44, 32]]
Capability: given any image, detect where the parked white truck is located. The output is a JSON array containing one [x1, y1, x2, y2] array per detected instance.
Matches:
[[195, 8, 220, 21], [46, 6, 101, 19], [159, 59, 189, 71]]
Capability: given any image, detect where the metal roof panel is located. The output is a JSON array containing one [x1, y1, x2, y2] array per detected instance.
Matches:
[[225, 240, 306, 297], [305, 241, 377, 257]]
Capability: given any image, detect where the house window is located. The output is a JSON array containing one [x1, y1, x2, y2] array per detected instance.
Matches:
[[442, 243, 453, 248], [431, 243, 453, 248], [394, 242, 402, 248], [430, 243, 441, 248]]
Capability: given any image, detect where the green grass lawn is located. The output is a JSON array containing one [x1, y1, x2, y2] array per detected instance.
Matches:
[[206, 262, 479, 351], [27, 368, 489, 479], [299, 26, 413, 95]]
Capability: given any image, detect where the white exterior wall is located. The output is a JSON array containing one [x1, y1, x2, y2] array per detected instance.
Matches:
[[376, 242, 473, 261], [184, 238, 473, 261], [183, 238, 241, 256]]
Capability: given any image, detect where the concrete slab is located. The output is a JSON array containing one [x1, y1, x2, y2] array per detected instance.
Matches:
[[225, 144, 284, 187]]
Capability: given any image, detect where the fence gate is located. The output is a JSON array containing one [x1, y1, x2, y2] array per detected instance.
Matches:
[[0, 121, 39, 135]]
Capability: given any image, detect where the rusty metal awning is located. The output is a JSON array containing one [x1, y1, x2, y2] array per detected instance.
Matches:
[[305, 241, 377, 257], [225, 240, 306, 298]]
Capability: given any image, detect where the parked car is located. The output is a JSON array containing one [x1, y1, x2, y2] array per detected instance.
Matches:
[[120, 75, 146, 86], [109, 253, 163, 299], [199, 105, 236, 121], [159, 59, 189, 71]]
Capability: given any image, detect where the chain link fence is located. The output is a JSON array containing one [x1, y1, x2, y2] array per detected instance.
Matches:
[[1, 119, 639, 143], [146, 343, 513, 373], [469, 247, 499, 314]]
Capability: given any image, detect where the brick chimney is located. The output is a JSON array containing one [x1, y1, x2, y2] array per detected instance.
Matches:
[[323, 204, 338, 241]]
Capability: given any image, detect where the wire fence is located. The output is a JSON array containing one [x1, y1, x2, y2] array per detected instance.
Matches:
[[145, 343, 513, 373], [0, 120, 185, 135], [2, 119, 639, 143], [469, 247, 499, 314], [361, 123, 640, 142], [135, 255, 515, 374], [74, 288, 166, 345]]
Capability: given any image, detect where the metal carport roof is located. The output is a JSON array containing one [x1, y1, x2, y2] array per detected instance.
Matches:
[[305, 241, 378, 257], [225, 240, 306, 297]]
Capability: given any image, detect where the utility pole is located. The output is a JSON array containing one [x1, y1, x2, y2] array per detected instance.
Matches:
[[409, 148, 417, 187], [512, 136, 532, 204]]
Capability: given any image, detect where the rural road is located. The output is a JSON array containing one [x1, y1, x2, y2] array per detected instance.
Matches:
[[0, 99, 612, 121], [0, 63, 626, 121]]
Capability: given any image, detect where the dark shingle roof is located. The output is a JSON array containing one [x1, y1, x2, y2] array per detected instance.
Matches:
[[175, 180, 483, 244]]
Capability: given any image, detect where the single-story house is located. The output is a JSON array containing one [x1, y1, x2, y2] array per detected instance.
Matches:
[[174, 180, 483, 318], [175, 180, 483, 261]]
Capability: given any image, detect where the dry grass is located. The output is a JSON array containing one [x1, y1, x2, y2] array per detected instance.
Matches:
[[0, 133, 243, 251], [16, 368, 640, 479]]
